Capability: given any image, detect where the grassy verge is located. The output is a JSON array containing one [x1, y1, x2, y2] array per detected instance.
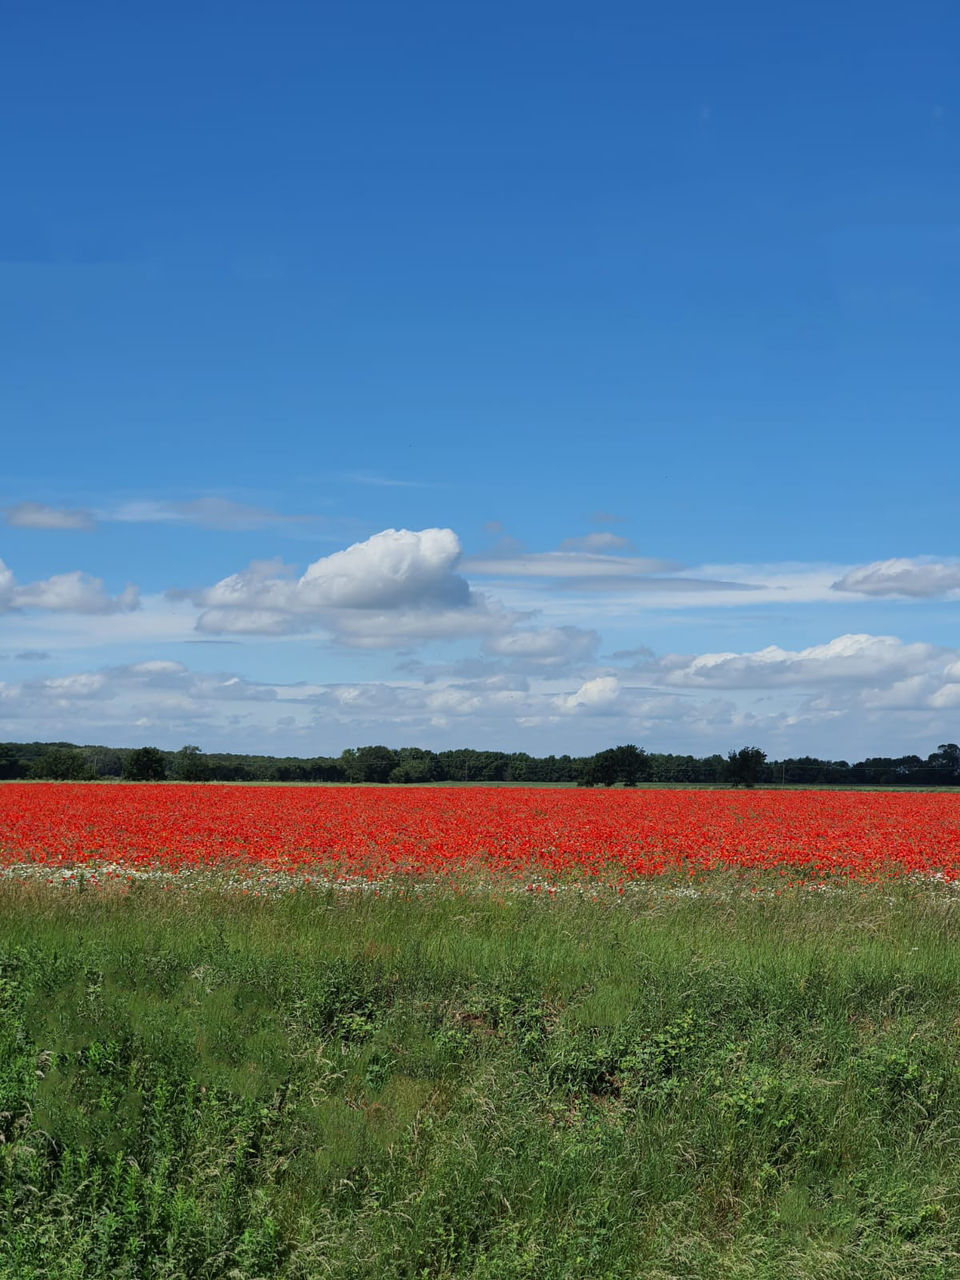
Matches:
[[2, 876, 960, 1277]]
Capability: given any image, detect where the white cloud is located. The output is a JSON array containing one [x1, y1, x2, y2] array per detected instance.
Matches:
[[484, 625, 599, 669], [4, 628, 960, 758], [14, 574, 139, 615], [0, 557, 139, 615], [462, 551, 860, 610], [4, 502, 96, 530], [858, 675, 934, 710], [43, 673, 108, 697], [327, 601, 514, 649], [179, 528, 513, 644], [554, 675, 622, 714], [832, 558, 960, 598], [0, 660, 285, 746], [929, 683, 960, 709], [656, 634, 944, 689], [295, 528, 468, 609], [0, 593, 197, 652]]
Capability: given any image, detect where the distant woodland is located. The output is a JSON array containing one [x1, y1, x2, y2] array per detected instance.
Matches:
[[2, 740, 959, 788]]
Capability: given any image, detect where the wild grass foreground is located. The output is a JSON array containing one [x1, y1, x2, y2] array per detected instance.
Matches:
[[3, 878, 960, 1277]]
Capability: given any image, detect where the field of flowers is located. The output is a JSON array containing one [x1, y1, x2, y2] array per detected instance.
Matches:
[[5, 782, 960, 1277], [2, 781, 960, 883]]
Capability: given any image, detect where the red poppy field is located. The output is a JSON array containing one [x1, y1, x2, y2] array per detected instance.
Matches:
[[2, 782, 960, 884]]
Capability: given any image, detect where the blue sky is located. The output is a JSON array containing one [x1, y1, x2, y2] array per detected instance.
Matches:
[[2, 0, 959, 759]]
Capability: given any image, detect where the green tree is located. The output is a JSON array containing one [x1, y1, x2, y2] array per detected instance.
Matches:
[[345, 745, 398, 783], [579, 745, 649, 787], [610, 744, 649, 786], [928, 743, 960, 784], [390, 747, 437, 784], [0, 744, 27, 780], [725, 746, 767, 788], [579, 749, 619, 787], [170, 744, 209, 781], [122, 746, 167, 782], [28, 748, 93, 781]]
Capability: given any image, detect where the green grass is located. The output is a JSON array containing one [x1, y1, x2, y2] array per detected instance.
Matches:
[[3, 876, 960, 1277]]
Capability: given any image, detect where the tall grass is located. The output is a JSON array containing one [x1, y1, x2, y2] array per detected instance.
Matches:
[[2, 877, 960, 1277]]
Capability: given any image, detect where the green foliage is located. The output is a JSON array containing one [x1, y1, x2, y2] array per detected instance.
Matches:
[[27, 747, 94, 781], [169, 744, 209, 782], [341, 744, 398, 783], [2, 738, 960, 788], [725, 745, 768, 788], [579, 744, 650, 787], [389, 747, 440, 784], [121, 747, 167, 782]]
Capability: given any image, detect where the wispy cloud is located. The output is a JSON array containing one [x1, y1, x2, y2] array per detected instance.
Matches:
[[4, 502, 96, 531], [464, 550, 681, 580], [5, 496, 327, 533], [468, 553, 862, 614], [108, 497, 320, 531]]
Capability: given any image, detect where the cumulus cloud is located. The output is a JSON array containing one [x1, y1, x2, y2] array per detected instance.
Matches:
[[832, 558, 960, 598], [655, 634, 945, 689], [0, 557, 139, 615], [596, 632, 960, 750], [4, 502, 96, 530], [554, 675, 622, 714], [929, 683, 960, 709], [5, 626, 960, 757], [294, 528, 469, 609], [13, 574, 139, 615], [0, 660, 533, 747], [177, 528, 511, 644]]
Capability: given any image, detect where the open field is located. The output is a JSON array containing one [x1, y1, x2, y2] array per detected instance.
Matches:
[[2, 782, 960, 882], [5, 779, 960, 792], [3, 785, 960, 1277]]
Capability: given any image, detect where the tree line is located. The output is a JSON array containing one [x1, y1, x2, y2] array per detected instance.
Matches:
[[1, 739, 959, 787]]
